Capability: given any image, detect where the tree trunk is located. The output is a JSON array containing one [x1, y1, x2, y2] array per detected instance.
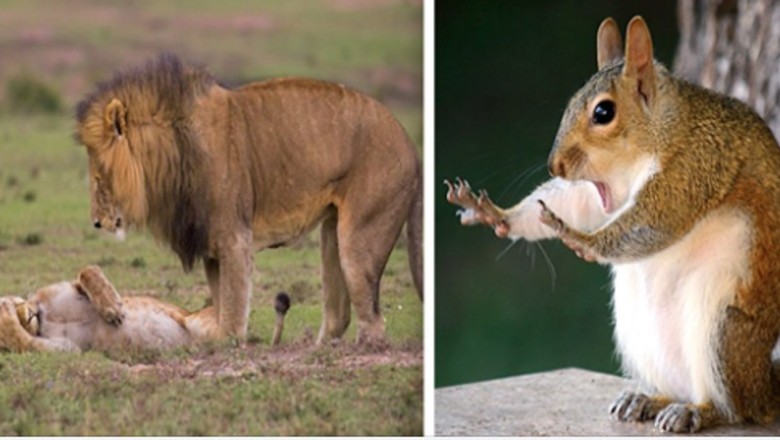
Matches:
[[675, 0, 780, 138]]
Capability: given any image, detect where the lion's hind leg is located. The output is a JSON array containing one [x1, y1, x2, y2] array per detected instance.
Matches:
[[77, 265, 125, 325], [317, 212, 352, 344], [335, 196, 411, 345]]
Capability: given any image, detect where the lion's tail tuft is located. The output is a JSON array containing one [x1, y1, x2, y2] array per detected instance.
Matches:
[[271, 292, 291, 346]]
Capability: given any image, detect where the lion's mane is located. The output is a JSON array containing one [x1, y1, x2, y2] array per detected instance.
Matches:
[[76, 55, 216, 271]]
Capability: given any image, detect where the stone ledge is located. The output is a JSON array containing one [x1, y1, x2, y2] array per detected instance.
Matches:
[[435, 368, 780, 436]]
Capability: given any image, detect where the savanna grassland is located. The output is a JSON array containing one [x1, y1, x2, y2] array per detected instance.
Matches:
[[0, 0, 422, 435]]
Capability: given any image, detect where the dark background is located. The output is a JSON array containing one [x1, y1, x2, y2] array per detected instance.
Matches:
[[435, 0, 678, 387]]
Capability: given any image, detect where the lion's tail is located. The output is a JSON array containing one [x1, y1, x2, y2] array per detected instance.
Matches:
[[407, 172, 423, 301], [271, 292, 291, 346]]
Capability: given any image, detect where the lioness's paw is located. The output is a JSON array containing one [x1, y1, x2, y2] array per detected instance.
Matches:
[[100, 302, 125, 326]]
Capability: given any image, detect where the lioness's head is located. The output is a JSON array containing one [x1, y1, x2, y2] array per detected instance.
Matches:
[[7, 296, 39, 336]]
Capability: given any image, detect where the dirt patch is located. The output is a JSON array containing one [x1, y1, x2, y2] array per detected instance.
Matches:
[[121, 341, 423, 381]]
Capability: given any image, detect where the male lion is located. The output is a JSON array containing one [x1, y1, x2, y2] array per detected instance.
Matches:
[[0, 266, 291, 353], [76, 55, 423, 343]]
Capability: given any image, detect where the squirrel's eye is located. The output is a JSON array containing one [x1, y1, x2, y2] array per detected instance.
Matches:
[[592, 100, 616, 125]]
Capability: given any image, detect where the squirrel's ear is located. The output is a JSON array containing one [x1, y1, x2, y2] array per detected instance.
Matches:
[[596, 17, 623, 70], [623, 16, 655, 103], [103, 98, 127, 138]]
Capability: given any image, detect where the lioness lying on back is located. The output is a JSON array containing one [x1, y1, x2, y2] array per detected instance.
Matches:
[[0, 266, 290, 353]]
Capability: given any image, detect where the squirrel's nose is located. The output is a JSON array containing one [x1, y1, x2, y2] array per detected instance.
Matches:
[[548, 157, 566, 177], [93, 220, 102, 229]]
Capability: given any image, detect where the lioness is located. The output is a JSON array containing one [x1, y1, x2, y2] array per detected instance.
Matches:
[[76, 55, 422, 343], [0, 266, 290, 353]]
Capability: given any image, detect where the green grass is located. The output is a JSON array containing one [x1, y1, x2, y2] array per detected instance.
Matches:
[[0, 0, 422, 434], [0, 352, 422, 435]]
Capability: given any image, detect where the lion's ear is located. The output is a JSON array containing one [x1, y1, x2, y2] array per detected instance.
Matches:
[[104, 98, 127, 138]]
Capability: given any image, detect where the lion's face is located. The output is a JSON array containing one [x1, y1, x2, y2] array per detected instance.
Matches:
[[88, 170, 126, 239], [79, 98, 147, 239]]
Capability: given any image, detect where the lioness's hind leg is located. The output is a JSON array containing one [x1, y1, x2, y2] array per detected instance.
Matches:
[[317, 213, 351, 344], [184, 306, 221, 342], [77, 265, 124, 325]]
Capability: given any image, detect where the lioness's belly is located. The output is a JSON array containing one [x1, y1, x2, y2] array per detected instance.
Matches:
[[34, 285, 190, 351]]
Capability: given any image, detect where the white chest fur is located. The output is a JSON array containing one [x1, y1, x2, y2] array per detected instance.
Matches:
[[611, 207, 752, 418]]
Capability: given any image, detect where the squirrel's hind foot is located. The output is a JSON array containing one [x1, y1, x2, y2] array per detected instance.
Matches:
[[654, 403, 706, 433], [609, 391, 667, 422], [610, 390, 719, 433]]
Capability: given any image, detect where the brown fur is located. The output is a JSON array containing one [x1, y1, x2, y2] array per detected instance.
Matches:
[[76, 55, 423, 342]]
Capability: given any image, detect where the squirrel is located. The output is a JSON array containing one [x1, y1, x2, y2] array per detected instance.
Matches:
[[446, 16, 780, 433]]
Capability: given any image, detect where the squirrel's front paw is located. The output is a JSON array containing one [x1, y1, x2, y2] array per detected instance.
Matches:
[[538, 200, 564, 232], [445, 178, 509, 237], [538, 200, 598, 261]]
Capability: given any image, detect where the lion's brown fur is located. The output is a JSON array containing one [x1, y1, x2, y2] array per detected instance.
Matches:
[[76, 54, 422, 341]]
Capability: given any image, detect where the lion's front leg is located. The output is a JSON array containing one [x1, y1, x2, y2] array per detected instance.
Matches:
[[216, 231, 253, 339]]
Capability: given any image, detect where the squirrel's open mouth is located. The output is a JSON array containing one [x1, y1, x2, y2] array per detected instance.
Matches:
[[593, 181, 614, 214]]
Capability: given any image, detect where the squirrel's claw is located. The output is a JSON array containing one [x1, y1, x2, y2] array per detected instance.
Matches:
[[445, 178, 509, 236], [538, 200, 564, 232]]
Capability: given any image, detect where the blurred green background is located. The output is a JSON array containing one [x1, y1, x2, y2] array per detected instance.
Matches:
[[435, 0, 678, 387]]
